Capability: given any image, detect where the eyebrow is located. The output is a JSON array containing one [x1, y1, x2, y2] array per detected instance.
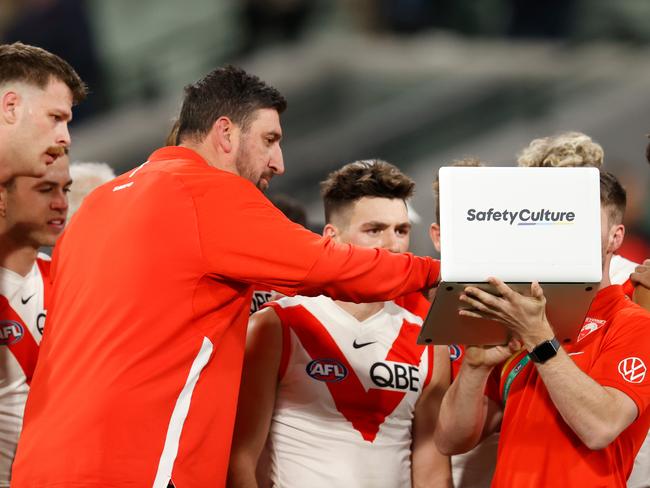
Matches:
[[52, 108, 73, 122], [34, 179, 73, 187]]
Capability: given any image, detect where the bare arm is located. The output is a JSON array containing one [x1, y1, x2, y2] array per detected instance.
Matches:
[[412, 346, 452, 488], [434, 344, 513, 456], [227, 308, 283, 488], [461, 278, 638, 450]]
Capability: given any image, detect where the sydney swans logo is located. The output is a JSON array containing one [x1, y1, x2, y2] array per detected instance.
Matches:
[[466, 208, 576, 226]]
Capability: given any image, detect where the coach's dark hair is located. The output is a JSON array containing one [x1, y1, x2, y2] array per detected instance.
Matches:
[[320, 159, 414, 224], [0, 42, 87, 104], [600, 170, 626, 225], [177, 65, 287, 142]]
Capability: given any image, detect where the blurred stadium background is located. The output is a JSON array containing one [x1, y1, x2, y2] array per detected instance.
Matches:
[[3, 0, 649, 258]]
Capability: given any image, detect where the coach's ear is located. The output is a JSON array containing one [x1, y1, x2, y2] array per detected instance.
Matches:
[[429, 223, 441, 252], [211, 116, 237, 154]]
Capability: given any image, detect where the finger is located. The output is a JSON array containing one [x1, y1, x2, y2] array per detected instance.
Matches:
[[508, 338, 523, 351], [458, 309, 484, 319], [487, 277, 514, 299], [633, 265, 648, 275], [643, 258, 650, 266], [631, 271, 650, 288], [459, 292, 492, 313], [463, 286, 503, 309], [531, 281, 544, 300]]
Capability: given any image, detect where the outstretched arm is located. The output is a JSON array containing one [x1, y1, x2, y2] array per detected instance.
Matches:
[[227, 308, 283, 488]]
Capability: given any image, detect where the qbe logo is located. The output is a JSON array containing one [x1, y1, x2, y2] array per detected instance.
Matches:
[[306, 358, 348, 382], [0, 320, 24, 346]]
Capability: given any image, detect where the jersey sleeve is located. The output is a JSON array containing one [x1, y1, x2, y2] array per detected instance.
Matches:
[[194, 178, 440, 303], [590, 307, 650, 416]]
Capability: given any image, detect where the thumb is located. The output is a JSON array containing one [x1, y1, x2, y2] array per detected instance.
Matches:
[[531, 281, 544, 299]]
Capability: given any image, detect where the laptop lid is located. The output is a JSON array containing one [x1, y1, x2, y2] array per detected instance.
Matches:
[[419, 167, 602, 345], [439, 167, 602, 283]]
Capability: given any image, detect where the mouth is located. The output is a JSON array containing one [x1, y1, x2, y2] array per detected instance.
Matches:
[[47, 218, 66, 231], [45, 146, 66, 164]]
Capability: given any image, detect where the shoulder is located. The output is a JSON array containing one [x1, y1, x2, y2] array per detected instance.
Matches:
[[248, 306, 283, 346]]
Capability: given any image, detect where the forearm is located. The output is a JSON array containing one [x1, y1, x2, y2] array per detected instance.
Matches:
[[535, 349, 636, 450], [227, 455, 259, 488], [435, 363, 494, 455], [294, 242, 440, 303], [412, 458, 452, 488]]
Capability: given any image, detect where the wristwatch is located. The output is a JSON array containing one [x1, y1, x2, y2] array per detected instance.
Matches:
[[528, 337, 561, 363]]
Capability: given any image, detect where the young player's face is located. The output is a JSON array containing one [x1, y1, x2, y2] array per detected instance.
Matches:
[[235, 108, 284, 191], [4, 79, 73, 180], [337, 197, 411, 253], [3, 154, 71, 247]]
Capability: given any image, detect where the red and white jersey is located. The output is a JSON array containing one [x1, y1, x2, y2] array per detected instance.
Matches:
[[265, 294, 433, 488], [0, 255, 49, 487]]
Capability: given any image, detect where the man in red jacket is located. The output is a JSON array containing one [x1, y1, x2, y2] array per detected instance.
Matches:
[[12, 66, 440, 488]]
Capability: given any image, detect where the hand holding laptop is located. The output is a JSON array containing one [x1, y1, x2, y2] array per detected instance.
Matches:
[[459, 278, 556, 350]]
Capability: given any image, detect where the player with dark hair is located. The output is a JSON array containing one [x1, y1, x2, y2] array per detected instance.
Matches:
[[12, 68, 441, 488], [0, 42, 86, 182], [229, 159, 451, 488]]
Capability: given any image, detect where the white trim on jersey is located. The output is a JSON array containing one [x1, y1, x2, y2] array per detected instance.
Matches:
[[152, 336, 213, 488]]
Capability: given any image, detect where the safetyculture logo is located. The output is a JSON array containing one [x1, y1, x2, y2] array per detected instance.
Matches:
[[618, 357, 647, 384], [466, 208, 576, 226]]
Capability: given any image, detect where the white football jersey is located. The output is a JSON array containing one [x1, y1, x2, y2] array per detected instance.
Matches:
[[0, 255, 49, 487], [265, 295, 433, 488]]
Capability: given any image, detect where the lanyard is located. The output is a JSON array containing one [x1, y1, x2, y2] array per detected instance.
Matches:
[[501, 352, 531, 406]]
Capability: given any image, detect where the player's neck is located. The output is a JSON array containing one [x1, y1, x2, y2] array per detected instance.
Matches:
[[599, 254, 612, 290], [335, 300, 383, 322], [0, 239, 38, 276]]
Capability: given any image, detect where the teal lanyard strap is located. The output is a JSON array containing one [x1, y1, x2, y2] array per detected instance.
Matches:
[[502, 354, 531, 407]]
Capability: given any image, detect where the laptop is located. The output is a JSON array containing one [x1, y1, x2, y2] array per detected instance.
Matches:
[[418, 167, 602, 346]]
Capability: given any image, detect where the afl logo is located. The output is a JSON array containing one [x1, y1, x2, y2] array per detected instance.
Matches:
[[306, 359, 348, 382], [449, 344, 463, 362], [0, 320, 24, 346]]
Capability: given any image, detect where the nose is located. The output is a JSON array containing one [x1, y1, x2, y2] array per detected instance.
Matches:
[[270, 145, 284, 176], [382, 232, 402, 254], [51, 189, 68, 213], [57, 122, 71, 148]]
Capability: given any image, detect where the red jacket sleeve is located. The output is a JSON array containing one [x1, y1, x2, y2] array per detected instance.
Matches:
[[194, 176, 440, 303]]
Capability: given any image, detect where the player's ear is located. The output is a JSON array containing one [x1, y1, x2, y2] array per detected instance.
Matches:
[[1, 91, 20, 124], [607, 223, 625, 254], [323, 223, 337, 239], [429, 223, 441, 252]]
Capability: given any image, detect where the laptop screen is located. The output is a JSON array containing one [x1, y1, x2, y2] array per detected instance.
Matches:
[[439, 167, 602, 283]]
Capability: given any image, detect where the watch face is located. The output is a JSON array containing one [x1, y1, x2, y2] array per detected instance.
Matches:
[[530, 338, 560, 363]]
